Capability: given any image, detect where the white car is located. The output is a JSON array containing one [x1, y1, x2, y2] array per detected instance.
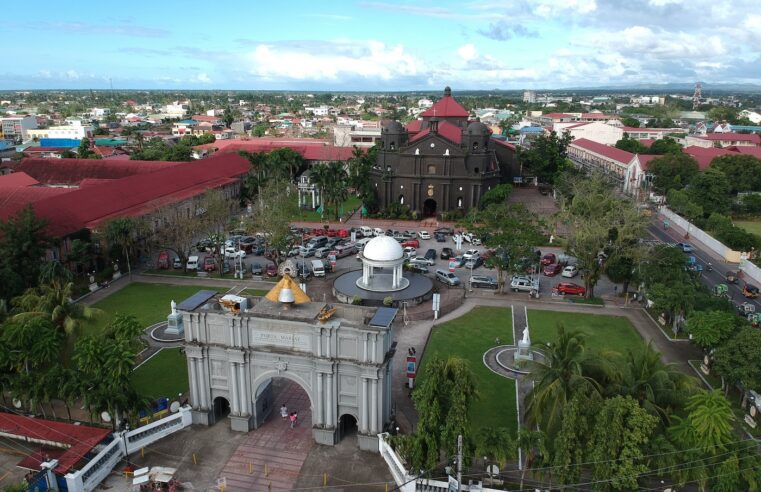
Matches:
[[463, 249, 480, 260], [562, 265, 579, 278], [224, 247, 246, 259], [418, 230, 431, 240], [462, 232, 473, 243], [403, 246, 417, 259]]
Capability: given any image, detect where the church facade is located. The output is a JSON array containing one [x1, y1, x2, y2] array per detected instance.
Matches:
[[371, 87, 501, 216]]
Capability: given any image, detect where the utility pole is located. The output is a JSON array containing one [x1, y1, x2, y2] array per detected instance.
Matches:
[[456, 434, 463, 492]]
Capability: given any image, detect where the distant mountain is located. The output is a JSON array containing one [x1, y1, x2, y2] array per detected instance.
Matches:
[[562, 82, 761, 92]]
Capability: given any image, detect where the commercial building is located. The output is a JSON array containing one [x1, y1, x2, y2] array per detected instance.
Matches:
[[0, 115, 38, 141]]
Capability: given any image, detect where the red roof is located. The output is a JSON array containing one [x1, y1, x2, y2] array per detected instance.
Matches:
[[0, 186, 73, 212], [582, 113, 615, 120], [637, 154, 658, 170], [640, 139, 655, 147], [1, 153, 250, 237], [409, 120, 462, 144], [191, 114, 222, 123], [0, 412, 111, 474], [570, 138, 635, 164], [492, 139, 516, 151], [406, 119, 423, 133], [542, 113, 575, 119], [421, 96, 469, 118], [702, 132, 761, 144], [0, 172, 39, 187], [683, 146, 733, 170], [11, 158, 181, 186], [194, 138, 356, 161], [726, 146, 761, 158]]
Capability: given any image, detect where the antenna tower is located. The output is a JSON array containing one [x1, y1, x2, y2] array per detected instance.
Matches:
[[692, 81, 702, 110]]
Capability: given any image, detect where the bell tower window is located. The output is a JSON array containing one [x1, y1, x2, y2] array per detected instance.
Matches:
[[427, 165, 436, 174]]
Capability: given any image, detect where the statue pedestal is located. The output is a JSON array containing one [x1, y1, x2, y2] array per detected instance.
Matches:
[[89, 283, 99, 292], [112, 271, 122, 280], [515, 339, 533, 362], [165, 312, 184, 336]]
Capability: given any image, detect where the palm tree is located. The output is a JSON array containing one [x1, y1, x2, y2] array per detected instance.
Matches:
[[12, 280, 102, 336], [670, 390, 735, 455], [515, 428, 548, 491], [325, 161, 349, 220], [309, 164, 330, 219], [524, 325, 611, 436], [104, 217, 137, 279], [475, 427, 514, 468], [609, 342, 695, 425]]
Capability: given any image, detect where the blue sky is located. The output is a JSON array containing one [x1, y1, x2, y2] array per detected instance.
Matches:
[[3, 0, 760, 90]]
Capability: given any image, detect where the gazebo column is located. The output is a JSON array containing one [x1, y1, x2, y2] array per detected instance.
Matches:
[[363, 264, 370, 286]]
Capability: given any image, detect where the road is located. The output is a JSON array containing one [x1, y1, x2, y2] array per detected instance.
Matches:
[[647, 220, 759, 311]]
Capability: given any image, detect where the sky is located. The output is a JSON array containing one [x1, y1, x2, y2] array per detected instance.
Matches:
[[2, 0, 760, 91]]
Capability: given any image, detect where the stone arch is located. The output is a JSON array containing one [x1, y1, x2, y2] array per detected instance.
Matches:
[[251, 369, 315, 412]]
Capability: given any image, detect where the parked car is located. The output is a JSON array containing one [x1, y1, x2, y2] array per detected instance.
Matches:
[[239, 236, 256, 252], [314, 247, 331, 258], [463, 249, 480, 260], [225, 247, 246, 259], [418, 230, 431, 240], [441, 247, 454, 259], [337, 228, 349, 238], [172, 257, 183, 269], [203, 256, 217, 272], [266, 264, 278, 277], [186, 255, 200, 270], [470, 275, 498, 289], [403, 246, 417, 259], [251, 244, 265, 255], [403, 230, 417, 239], [556, 282, 586, 296], [561, 265, 579, 278], [435, 232, 446, 242], [450, 256, 466, 268], [743, 284, 760, 299], [434, 226, 454, 236], [510, 275, 539, 292], [408, 263, 429, 274], [287, 247, 300, 257], [299, 245, 316, 257], [250, 262, 264, 275], [402, 239, 420, 249], [675, 243, 694, 253], [222, 261, 232, 274], [464, 256, 484, 269], [435, 269, 461, 286], [543, 263, 562, 276], [424, 248, 437, 262], [540, 253, 557, 266]]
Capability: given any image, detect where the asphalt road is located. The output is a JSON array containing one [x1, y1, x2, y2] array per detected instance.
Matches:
[[647, 221, 759, 311]]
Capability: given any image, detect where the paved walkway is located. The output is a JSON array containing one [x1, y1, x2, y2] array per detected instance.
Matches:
[[219, 380, 313, 492]]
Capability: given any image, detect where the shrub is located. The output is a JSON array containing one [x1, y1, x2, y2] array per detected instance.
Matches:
[[352, 295, 363, 305], [383, 296, 393, 307]]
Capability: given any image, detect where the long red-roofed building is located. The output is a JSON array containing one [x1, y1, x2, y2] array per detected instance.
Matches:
[[193, 137, 356, 162]]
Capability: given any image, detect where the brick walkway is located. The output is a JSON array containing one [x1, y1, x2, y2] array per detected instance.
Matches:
[[218, 380, 313, 491]]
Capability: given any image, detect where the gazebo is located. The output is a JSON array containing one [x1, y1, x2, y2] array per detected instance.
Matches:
[[356, 236, 409, 292]]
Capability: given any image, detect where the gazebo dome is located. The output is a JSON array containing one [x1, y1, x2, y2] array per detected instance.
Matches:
[[363, 236, 403, 262]]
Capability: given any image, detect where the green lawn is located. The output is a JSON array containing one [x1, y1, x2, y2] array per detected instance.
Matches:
[[420, 306, 518, 433], [84, 282, 226, 336], [241, 288, 270, 297], [132, 348, 189, 400], [733, 220, 761, 237], [294, 196, 362, 222], [527, 310, 644, 355]]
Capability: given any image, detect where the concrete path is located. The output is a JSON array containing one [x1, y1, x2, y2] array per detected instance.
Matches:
[[218, 380, 313, 492]]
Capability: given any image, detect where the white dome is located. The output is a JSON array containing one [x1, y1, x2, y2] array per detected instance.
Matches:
[[363, 236, 404, 262]]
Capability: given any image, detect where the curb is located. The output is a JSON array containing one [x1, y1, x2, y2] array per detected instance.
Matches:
[[642, 308, 691, 343]]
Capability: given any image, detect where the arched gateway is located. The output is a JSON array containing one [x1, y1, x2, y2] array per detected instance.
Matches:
[[179, 278, 396, 452]]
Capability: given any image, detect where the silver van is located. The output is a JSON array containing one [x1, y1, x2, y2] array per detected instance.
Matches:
[[186, 255, 200, 270], [312, 259, 326, 277]]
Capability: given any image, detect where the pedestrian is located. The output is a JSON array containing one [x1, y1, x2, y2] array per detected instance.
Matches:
[[614, 285, 618, 295], [290, 412, 298, 428], [280, 403, 288, 420]]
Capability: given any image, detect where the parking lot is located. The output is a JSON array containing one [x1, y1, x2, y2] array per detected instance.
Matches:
[[177, 226, 620, 298]]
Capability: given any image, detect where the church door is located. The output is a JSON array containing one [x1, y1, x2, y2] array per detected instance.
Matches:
[[423, 199, 437, 217]]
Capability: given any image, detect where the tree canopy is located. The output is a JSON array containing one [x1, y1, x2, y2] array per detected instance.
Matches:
[[710, 154, 761, 194], [518, 131, 574, 185], [647, 153, 700, 194], [0, 206, 50, 303]]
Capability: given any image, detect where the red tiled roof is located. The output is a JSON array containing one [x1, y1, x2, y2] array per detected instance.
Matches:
[[726, 146, 761, 158], [702, 132, 761, 144], [683, 146, 733, 170], [0, 172, 39, 187], [542, 113, 574, 119], [194, 138, 356, 161], [0, 412, 110, 474], [24, 147, 73, 154], [563, 122, 591, 130], [191, 114, 222, 123], [637, 154, 658, 170], [640, 139, 655, 147], [492, 139, 516, 150], [0, 187, 73, 212], [406, 120, 423, 133], [571, 138, 635, 164], [409, 120, 463, 145], [0, 154, 250, 237], [421, 96, 469, 118], [11, 158, 182, 186], [582, 113, 615, 120]]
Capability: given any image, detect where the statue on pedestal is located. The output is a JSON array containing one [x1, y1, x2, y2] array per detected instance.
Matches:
[[515, 327, 533, 362], [171, 299, 177, 315]]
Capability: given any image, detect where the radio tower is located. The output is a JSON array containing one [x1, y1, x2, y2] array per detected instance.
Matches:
[[692, 81, 702, 110]]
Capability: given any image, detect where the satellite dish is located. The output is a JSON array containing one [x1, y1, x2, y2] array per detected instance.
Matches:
[[101, 411, 112, 423], [12, 399, 22, 409], [170, 401, 180, 413]]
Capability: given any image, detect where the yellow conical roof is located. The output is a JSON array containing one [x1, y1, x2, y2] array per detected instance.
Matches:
[[265, 275, 310, 304]]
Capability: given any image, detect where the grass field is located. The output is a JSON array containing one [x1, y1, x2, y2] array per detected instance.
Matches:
[[420, 306, 518, 433], [527, 310, 644, 355], [733, 220, 761, 237], [84, 282, 226, 336], [294, 196, 362, 222], [241, 288, 270, 297], [132, 348, 189, 400]]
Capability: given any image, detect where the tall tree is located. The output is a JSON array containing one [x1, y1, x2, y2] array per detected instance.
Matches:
[[687, 167, 731, 216], [615, 134, 649, 154], [712, 327, 761, 392], [685, 311, 739, 351], [243, 178, 298, 267], [647, 153, 699, 194], [103, 217, 137, 279], [515, 428, 548, 490], [152, 200, 207, 271], [0, 206, 50, 303], [668, 390, 735, 456], [648, 137, 682, 155], [710, 154, 761, 193], [518, 130, 574, 185], [199, 189, 235, 276]]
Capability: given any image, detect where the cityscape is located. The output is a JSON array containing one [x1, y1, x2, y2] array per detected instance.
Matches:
[[1, 1, 761, 491]]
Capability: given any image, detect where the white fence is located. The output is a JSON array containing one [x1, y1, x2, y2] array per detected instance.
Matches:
[[659, 206, 744, 263], [64, 406, 193, 492], [740, 259, 761, 286], [377, 433, 493, 492]]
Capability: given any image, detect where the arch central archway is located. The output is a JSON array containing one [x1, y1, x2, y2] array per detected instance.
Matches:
[[423, 198, 437, 217]]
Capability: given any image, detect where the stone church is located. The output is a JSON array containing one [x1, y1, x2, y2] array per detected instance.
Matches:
[[371, 87, 501, 216]]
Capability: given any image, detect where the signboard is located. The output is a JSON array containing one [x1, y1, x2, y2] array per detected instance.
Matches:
[[448, 260, 457, 273], [448, 475, 458, 492], [350, 231, 357, 242], [406, 356, 417, 379]]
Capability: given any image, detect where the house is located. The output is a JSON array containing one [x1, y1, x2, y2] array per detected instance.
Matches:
[[27, 124, 93, 141], [567, 138, 637, 183], [559, 122, 624, 145], [685, 132, 761, 148]]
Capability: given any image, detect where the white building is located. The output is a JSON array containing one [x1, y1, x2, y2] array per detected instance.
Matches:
[[740, 110, 761, 124], [417, 98, 433, 109], [523, 90, 536, 103], [0, 115, 38, 141], [305, 105, 330, 116], [27, 124, 92, 141], [164, 101, 190, 118], [333, 125, 381, 148], [91, 107, 110, 118]]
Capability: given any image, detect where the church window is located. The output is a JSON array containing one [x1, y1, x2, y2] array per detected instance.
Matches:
[[399, 195, 405, 205], [427, 165, 436, 174], [474, 167, 480, 174], [457, 197, 463, 208], [390, 142, 395, 150]]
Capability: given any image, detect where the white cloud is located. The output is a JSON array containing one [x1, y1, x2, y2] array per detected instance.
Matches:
[[245, 40, 423, 81], [194, 73, 212, 84], [457, 44, 478, 62]]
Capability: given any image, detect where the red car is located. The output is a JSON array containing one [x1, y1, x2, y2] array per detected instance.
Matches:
[[540, 253, 557, 266], [337, 228, 349, 238], [402, 239, 420, 248], [312, 228, 325, 236], [326, 229, 337, 237], [543, 263, 562, 276], [556, 282, 586, 296], [266, 264, 278, 277]]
